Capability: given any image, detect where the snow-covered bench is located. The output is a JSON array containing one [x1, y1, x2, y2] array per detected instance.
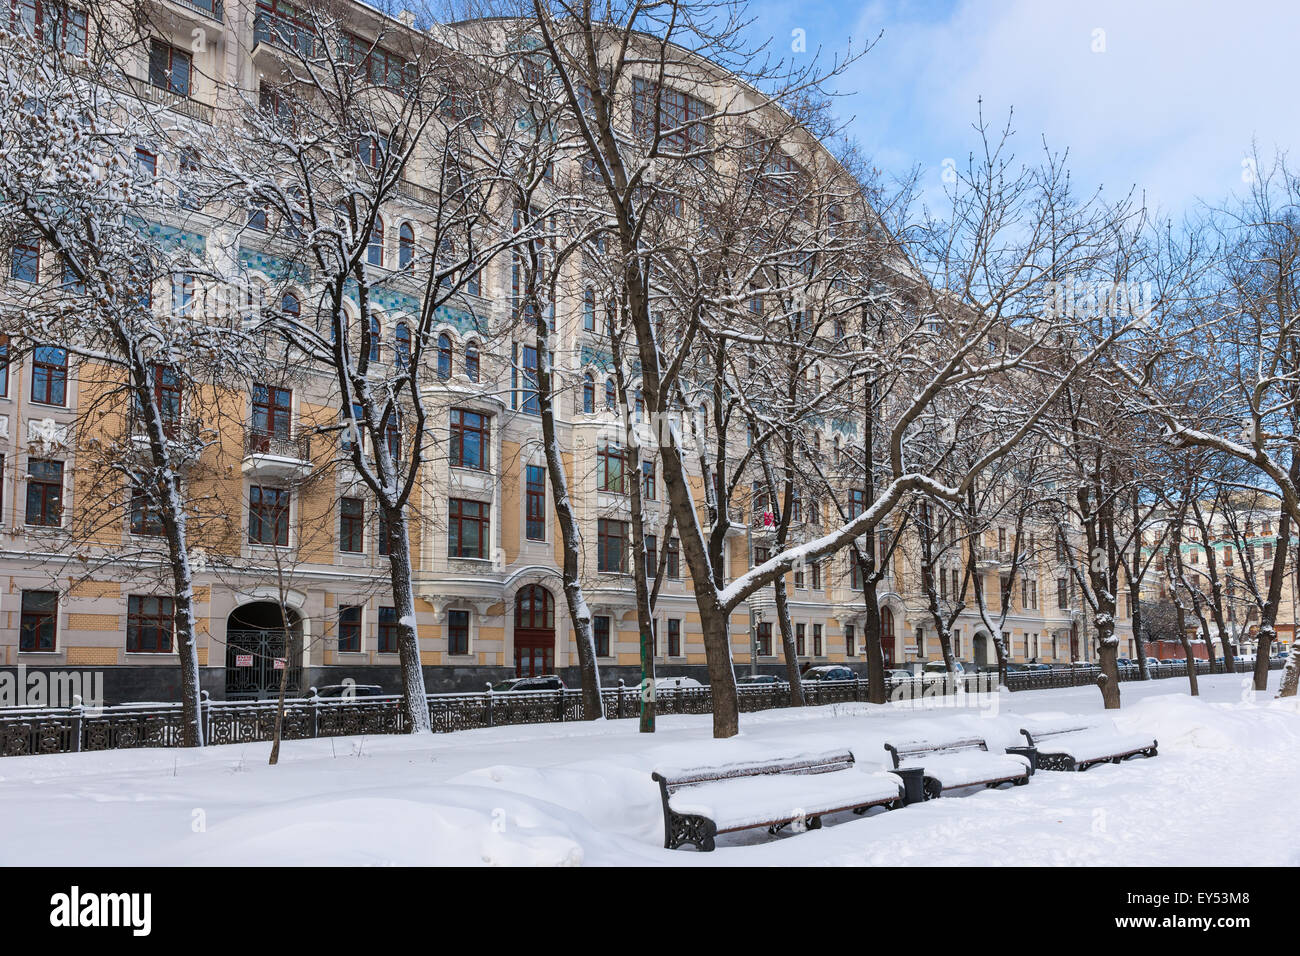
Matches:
[[883, 738, 1030, 800], [650, 750, 904, 851], [1020, 720, 1158, 772]]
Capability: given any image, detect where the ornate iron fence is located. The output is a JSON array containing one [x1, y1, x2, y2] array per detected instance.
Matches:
[[0, 659, 1285, 758]]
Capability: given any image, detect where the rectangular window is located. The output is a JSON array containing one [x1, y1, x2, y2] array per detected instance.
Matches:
[[597, 518, 628, 573], [597, 443, 627, 493], [447, 609, 470, 655], [339, 497, 364, 552], [31, 345, 67, 405], [129, 486, 164, 536], [19, 590, 58, 652], [148, 38, 191, 96], [645, 534, 657, 576], [796, 622, 806, 657], [126, 595, 174, 653], [810, 561, 821, 590], [0, 335, 9, 395], [525, 464, 546, 540], [1057, 577, 1069, 610], [14, 1, 87, 54], [448, 498, 488, 558], [338, 605, 362, 652], [845, 624, 856, 657], [667, 618, 681, 657], [593, 615, 610, 657], [377, 606, 398, 653], [813, 623, 823, 657], [248, 485, 289, 545], [450, 408, 490, 470], [849, 488, 866, 518], [513, 343, 539, 414], [641, 460, 655, 500], [666, 537, 680, 578], [757, 620, 772, 657], [25, 458, 63, 526], [10, 235, 39, 283], [251, 383, 292, 442]]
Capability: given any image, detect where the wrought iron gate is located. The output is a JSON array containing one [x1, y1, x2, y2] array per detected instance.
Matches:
[[225, 629, 303, 700]]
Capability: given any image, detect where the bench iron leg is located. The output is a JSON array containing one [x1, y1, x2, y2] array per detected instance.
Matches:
[[665, 811, 717, 851]]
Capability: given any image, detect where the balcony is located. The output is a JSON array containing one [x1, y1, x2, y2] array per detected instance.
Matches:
[[395, 177, 439, 206], [975, 546, 1011, 570], [128, 413, 203, 467], [253, 14, 321, 60], [157, 0, 223, 24], [128, 76, 213, 125], [242, 426, 312, 479]]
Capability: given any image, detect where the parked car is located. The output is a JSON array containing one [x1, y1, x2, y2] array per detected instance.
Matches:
[[650, 676, 704, 691], [1144, 657, 1162, 668], [801, 665, 856, 682], [885, 668, 916, 681], [736, 674, 783, 685], [491, 675, 565, 692], [922, 660, 965, 674], [309, 683, 386, 699]]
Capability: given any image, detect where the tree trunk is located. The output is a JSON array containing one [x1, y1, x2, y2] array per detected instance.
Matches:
[[1095, 624, 1122, 708], [537, 332, 602, 720], [773, 576, 804, 701], [383, 509, 431, 734], [1130, 579, 1150, 680], [856, 548, 887, 703], [1255, 508, 1291, 689], [1176, 601, 1200, 697], [1278, 644, 1299, 698]]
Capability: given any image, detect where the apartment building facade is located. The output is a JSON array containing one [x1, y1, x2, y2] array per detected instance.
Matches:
[[0, 0, 1132, 702]]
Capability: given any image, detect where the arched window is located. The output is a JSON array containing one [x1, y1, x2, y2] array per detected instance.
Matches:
[[583, 373, 595, 414], [368, 315, 381, 362], [465, 341, 480, 383], [398, 222, 415, 270], [515, 584, 554, 629], [281, 292, 300, 318], [394, 323, 411, 368], [604, 378, 616, 411], [582, 288, 596, 331], [437, 333, 452, 380], [367, 216, 384, 267]]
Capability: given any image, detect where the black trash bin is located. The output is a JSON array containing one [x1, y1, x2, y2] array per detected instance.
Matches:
[[1005, 745, 1038, 775], [893, 766, 926, 805]]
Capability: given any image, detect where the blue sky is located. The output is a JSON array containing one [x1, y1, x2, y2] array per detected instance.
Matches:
[[746, 0, 1299, 217]]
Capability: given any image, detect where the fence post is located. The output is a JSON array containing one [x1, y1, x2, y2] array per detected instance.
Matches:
[[69, 694, 83, 754], [617, 678, 625, 719], [485, 682, 494, 728], [309, 687, 319, 738], [200, 690, 210, 742], [557, 687, 566, 723]]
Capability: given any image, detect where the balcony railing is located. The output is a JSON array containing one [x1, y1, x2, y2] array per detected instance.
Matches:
[[164, 0, 223, 22], [395, 177, 439, 206], [245, 426, 311, 462], [128, 76, 213, 125]]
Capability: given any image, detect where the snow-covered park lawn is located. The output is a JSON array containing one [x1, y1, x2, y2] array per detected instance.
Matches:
[[0, 673, 1295, 866]]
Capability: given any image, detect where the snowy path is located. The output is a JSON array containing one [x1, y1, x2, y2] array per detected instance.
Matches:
[[0, 674, 1295, 866]]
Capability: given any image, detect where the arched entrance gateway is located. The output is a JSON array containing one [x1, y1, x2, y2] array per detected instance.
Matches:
[[973, 632, 991, 668], [514, 584, 555, 677], [225, 602, 303, 700]]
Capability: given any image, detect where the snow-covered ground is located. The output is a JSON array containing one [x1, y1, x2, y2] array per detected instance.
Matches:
[[0, 674, 1295, 866]]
